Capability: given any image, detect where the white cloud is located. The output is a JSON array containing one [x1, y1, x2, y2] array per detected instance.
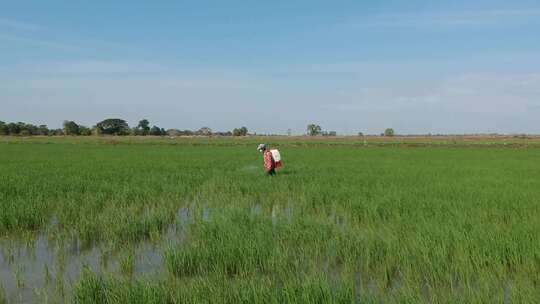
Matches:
[[349, 9, 540, 29], [1, 59, 540, 134], [0, 60, 274, 130], [0, 60, 264, 89], [0, 17, 43, 31], [0, 33, 81, 51], [16, 60, 163, 76], [322, 72, 540, 133], [0, 17, 82, 51], [331, 73, 540, 110]]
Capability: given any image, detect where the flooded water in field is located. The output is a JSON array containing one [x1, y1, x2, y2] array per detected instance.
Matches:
[[0, 230, 184, 303], [1, 234, 106, 303], [0, 204, 301, 303], [251, 204, 262, 216], [0, 205, 339, 303], [177, 207, 190, 225], [0, 218, 189, 303], [202, 207, 211, 222]]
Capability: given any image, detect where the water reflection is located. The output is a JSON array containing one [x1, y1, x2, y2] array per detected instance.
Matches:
[[0, 204, 300, 303], [0, 222, 184, 303]]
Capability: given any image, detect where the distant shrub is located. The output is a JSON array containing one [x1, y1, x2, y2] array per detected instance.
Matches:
[[19, 130, 31, 136], [384, 128, 395, 137], [136, 119, 150, 136], [232, 126, 248, 136], [95, 118, 130, 135], [307, 124, 322, 136], [63, 120, 81, 135], [196, 127, 212, 136], [79, 126, 92, 136], [0, 121, 7, 135]]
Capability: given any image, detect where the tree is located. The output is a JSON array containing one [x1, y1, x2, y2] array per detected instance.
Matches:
[[0, 121, 7, 135], [38, 125, 49, 136], [328, 131, 337, 136], [384, 128, 395, 137], [196, 127, 212, 136], [7, 123, 20, 135], [16, 122, 25, 134], [149, 125, 164, 136], [63, 120, 80, 135], [137, 119, 150, 136], [51, 129, 64, 136], [95, 119, 130, 135], [307, 124, 322, 136], [0, 121, 43, 135], [26, 123, 39, 135], [232, 126, 248, 136], [79, 126, 92, 136], [358, 132, 364, 137]]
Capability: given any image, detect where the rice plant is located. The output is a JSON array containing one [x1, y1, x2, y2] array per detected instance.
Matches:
[[1, 137, 540, 302]]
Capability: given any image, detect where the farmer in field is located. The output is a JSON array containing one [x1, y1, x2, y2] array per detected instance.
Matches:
[[257, 144, 281, 176]]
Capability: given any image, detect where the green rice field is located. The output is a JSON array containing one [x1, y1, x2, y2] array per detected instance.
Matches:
[[1, 136, 540, 303]]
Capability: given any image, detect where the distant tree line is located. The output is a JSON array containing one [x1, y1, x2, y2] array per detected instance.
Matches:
[[0, 119, 251, 137], [306, 124, 395, 137], [306, 124, 336, 136], [0, 121, 64, 136], [232, 126, 248, 136], [0, 119, 396, 137]]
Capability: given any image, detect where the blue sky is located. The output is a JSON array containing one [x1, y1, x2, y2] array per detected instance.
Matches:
[[1, 0, 540, 134]]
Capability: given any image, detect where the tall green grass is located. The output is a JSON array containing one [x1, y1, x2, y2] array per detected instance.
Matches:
[[0, 284, 6, 304], [1, 138, 540, 302]]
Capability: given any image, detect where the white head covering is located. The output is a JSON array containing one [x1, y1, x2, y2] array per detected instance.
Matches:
[[257, 144, 266, 151]]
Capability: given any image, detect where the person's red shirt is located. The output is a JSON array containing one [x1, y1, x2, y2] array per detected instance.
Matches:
[[263, 150, 275, 172]]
